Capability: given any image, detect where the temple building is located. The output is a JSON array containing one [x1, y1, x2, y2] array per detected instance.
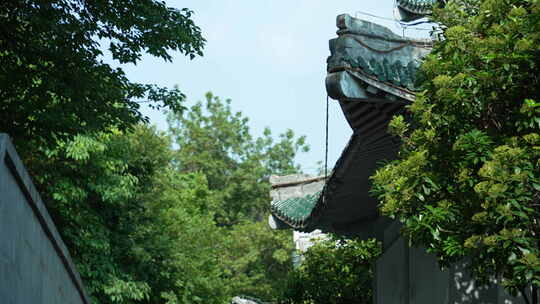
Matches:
[[268, 1, 528, 303]]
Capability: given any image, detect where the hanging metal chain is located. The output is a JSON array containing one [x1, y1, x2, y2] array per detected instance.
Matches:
[[325, 95, 329, 180], [321, 95, 330, 206]]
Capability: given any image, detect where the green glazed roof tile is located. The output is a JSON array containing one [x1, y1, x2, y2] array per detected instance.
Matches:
[[397, 0, 440, 15], [343, 55, 420, 91], [271, 191, 322, 227]]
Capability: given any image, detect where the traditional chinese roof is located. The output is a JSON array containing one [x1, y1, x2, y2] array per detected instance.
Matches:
[[270, 191, 321, 228], [269, 16, 432, 234], [269, 175, 325, 230], [326, 15, 432, 102], [270, 102, 403, 233]]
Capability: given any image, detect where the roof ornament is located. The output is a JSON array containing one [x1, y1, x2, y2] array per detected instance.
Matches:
[[395, 0, 446, 22], [394, 0, 447, 43]]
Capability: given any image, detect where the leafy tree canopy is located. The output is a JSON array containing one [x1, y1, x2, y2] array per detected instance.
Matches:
[[40, 126, 229, 304], [280, 237, 381, 304], [371, 0, 540, 301], [168, 92, 310, 226], [167, 92, 309, 301], [35, 92, 307, 303], [222, 221, 293, 301], [0, 0, 204, 152], [1, 1, 306, 301]]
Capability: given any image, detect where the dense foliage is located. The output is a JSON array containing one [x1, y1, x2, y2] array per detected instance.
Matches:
[[168, 92, 309, 226], [0, 0, 203, 154], [167, 92, 308, 300], [2, 1, 305, 302], [280, 237, 381, 304], [36, 126, 226, 303], [29, 90, 306, 303], [371, 0, 540, 302], [222, 221, 293, 300]]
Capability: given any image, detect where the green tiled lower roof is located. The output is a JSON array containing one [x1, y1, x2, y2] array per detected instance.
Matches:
[[270, 191, 322, 228]]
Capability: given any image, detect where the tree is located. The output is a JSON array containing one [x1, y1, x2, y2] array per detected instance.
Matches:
[[133, 170, 230, 304], [371, 0, 540, 302], [42, 126, 231, 304], [167, 92, 309, 301], [12, 88, 307, 303], [167, 92, 309, 226], [45, 92, 307, 303], [2, 1, 308, 302], [280, 237, 381, 304], [0, 0, 203, 155], [0, 4, 212, 300], [221, 221, 293, 301]]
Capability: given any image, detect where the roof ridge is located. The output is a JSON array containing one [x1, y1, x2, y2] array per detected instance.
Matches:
[[271, 175, 327, 189], [397, 0, 439, 15]]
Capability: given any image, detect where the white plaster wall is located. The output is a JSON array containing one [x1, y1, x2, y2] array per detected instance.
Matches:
[[293, 230, 328, 253]]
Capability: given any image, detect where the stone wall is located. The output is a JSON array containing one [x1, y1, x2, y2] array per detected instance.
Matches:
[[0, 134, 90, 304], [375, 220, 527, 304]]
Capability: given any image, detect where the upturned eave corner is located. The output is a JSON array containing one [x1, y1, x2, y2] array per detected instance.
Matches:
[[268, 174, 326, 231], [326, 14, 432, 105]]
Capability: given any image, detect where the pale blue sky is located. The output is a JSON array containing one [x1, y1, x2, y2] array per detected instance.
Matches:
[[117, 1, 430, 174]]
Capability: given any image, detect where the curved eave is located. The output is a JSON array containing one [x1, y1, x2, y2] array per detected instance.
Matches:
[[326, 68, 417, 102], [269, 134, 362, 231], [269, 105, 406, 233], [269, 132, 378, 232], [270, 191, 322, 229]]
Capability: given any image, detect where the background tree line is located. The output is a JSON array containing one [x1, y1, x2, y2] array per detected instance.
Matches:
[[37, 95, 307, 303], [1, 1, 308, 303]]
